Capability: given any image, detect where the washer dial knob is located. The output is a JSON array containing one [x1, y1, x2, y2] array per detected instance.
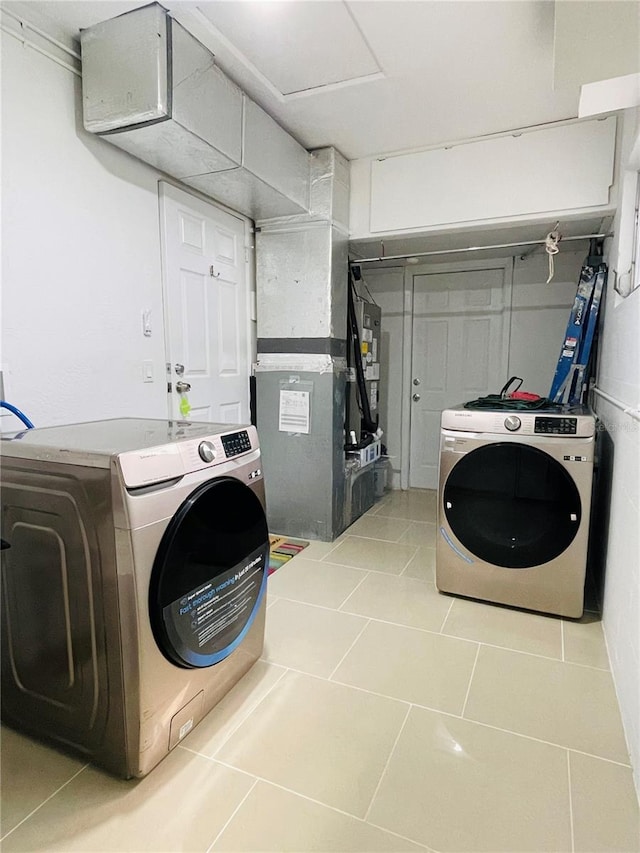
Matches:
[[198, 440, 216, 463], [504, 415, 521, 432]]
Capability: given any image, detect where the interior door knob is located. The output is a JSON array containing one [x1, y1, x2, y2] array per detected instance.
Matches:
[[412, 393, 421, 402], [413, 378, 421, 386], [176, 381, 191, 393]]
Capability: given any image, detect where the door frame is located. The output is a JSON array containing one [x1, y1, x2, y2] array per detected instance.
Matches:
[[400, 257, 514, 489], [158, 179, 256, 420]]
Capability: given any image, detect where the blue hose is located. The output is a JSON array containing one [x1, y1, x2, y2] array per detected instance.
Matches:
[[0, 401, 34, 429]]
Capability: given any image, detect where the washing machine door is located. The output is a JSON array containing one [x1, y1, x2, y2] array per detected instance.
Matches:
[[149, 477, 269, 668], [443, 442, 581, 569]]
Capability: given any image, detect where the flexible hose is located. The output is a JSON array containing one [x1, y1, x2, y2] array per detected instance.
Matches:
[[0, 401, 35, 428]]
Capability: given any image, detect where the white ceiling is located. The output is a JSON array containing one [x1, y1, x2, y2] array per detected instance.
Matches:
[[5, 0, 617, 260], [12, 0, 583, 161]]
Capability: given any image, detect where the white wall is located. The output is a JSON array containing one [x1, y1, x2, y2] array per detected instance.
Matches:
[[595, 108, 640, 795], [1, 32, 169, 428], [361, 253, 579, 487], [509, 250, 583, 392]]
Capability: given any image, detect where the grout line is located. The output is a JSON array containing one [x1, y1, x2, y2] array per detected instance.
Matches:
[[322, 673, 633, 768], [205, 777, 258, 853], [0, 762, 89, 842], [315, 540, 344, 563], [398, 544, 420, 573], [439, 597, 456, 633], [365, 822, 435, 852], [266, 596, 365, 616], [567, 750, 576, 853], [210, 754, 432, 850], [177, 666, 290, 761], [328, 618, 372, 680], [375, 513, 436, 523], [270, 591, 610, 672], [337, 570, 371, 611], [347, 520, 414, 544], [210, 759, 372, 819], [562, 747, 633, 769], [460, 644, 481, 717], [460, 713, 634, 768], [363, 703, 412, 822], [452, 638, 611, 672]]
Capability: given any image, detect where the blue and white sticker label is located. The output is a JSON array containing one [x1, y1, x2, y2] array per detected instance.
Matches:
[[163, 547, 265, 663]]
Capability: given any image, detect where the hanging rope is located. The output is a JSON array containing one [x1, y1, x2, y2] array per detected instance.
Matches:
[[545, 228, 561, 284]]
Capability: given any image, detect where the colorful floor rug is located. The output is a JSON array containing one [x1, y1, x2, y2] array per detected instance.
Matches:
[[268, 535, 310, 575]]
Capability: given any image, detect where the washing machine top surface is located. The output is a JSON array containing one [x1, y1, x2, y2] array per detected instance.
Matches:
[[441, 404, 595, 438], [0, 418, 259, 476]]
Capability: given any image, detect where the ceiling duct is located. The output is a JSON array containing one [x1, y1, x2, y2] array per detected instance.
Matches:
[[80, 3, 310, 220]]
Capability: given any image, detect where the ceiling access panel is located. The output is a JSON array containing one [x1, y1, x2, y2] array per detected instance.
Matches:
[[80, 3, 310, 220]]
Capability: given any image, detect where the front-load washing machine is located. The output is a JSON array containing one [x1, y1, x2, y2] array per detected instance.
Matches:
[[0, 418, 269, 777], [436, 406, 595, 617]]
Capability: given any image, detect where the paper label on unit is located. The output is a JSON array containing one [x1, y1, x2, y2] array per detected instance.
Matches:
[[279, 389, 310, 434], [163, 547, 266, 663], [362, 328, 373, 343], [371, 339, 378, 361], [179, 719, 194, 740], [366, 363, 380, 380], [370, 382, 378, 410]]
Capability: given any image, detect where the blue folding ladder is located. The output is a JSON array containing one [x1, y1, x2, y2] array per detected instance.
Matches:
[[549, 241, 608, 405]]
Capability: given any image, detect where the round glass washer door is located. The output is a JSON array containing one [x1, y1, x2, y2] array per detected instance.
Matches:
[[149, 477, 269, 668], [443, 442, 581, 569]]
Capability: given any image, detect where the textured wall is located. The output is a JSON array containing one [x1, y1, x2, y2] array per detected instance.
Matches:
[[594, 108, 640, 797], [1, 32, 169, 428]]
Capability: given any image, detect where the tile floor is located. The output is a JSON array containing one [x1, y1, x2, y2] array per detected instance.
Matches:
[[2, 489, 639, 852]]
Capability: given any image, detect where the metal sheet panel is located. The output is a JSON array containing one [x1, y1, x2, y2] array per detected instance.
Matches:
[[255, 367, 347, 540], [81, 4, 170, 133], [80, 4, 310, 220], [171, 22, 243, 166], [104, 122, 240, 178], [310, 147, 350, 231], [243, 98, 310, 212], [330, 225, 349, 338], [183, 165, 307, 219], [256, 223, 334, 339]]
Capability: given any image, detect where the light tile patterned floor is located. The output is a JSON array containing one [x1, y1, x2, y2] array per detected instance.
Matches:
[[2, 489, 639, 852]]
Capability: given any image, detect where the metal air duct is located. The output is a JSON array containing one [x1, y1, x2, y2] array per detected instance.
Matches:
[[80, 3, 310, 220]]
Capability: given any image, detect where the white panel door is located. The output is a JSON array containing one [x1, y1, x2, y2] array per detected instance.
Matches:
[[409, 267, 509, 489], [160, 183, 250, 424]]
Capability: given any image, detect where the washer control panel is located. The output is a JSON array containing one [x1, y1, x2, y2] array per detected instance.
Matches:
[[221, 430, 252, 458], [504, 415, 521, 432], [441, 407, 595, 438], [534, 417, 578, 435], [198, 440, 216, 463]]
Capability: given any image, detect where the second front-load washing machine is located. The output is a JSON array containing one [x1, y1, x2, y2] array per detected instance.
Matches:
[[1, 418, 269, 777], [436, 405, 595, 617]]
